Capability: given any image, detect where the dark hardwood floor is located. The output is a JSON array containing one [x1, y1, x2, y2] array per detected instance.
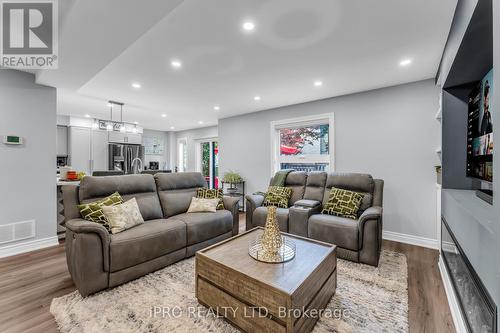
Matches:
[[0, 215, 455, 333]]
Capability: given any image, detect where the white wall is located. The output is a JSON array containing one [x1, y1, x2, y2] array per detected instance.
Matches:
[[0, 70, 57, 254], [142, 129, 170, 170], [219, 79, 440, 240], [173, 126, 218, 172]]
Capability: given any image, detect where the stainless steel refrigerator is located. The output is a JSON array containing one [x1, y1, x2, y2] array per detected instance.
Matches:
[[108, 144, 144, 174]]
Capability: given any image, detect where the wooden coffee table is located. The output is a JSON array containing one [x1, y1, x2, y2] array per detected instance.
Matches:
[[195, 227, 337, 333]]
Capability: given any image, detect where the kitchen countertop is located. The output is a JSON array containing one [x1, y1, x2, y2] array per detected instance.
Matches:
[[57, 177, 80, 186]]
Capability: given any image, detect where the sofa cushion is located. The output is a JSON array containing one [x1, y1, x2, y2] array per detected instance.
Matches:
[[252, 206, 289, 232], [284, 171, 307, 205], [155, 172, 207, 218], [322, 173, 374, 212], [308, 214, 359, 251], [109, 219, 186, 272], [171, 211, 233, 246], [303, 172, 327, 202], [79, 175, 163, 221]]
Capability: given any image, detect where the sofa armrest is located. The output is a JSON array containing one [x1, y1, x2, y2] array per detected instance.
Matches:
[[357, 206, 383, 266], [245, 194, 265, 230], [245, 194, 265, 208], [65, 218, 110, 296], [66, 218, 110, 244], [359, 206, 383, 226], [289, 205, 322, 237], [223, 196, 240, 235]]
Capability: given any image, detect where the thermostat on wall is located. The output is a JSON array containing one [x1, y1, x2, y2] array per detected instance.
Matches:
[[2, 135, 24, 145]]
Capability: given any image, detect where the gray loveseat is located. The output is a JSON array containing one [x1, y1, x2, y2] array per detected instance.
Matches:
[[62, 172, 239, 296], [246, 172, 384, 266]]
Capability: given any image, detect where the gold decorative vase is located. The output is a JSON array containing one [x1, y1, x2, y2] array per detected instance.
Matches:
[[261, 206, 283, 256]]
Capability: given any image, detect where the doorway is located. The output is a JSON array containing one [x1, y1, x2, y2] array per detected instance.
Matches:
[[197, 139, 219, 188]]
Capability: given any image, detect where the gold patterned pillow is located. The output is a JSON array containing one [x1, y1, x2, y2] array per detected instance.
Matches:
[[196, 188, 224, 210], [101, 198, 144, 234], [77, 192, 123, 230], [263, 186, 292, 208], [322, 187, 364, 219]]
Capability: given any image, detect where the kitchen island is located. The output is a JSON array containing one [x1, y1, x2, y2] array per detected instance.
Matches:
[[57, 178, 80, 239]]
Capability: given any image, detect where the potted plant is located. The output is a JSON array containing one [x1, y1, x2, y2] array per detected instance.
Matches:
[[223, 171, 243, 194]]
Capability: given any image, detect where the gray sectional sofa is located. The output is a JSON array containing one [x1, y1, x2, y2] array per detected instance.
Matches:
[[246, 172, 384, 266], [62, 172, 239, 296]]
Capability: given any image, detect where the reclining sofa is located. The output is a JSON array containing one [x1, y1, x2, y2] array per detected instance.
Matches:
[[62, 172, 239, 296], [246, 172, 384, 266]]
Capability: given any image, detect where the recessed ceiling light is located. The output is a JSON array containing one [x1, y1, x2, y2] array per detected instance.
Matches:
[[213, 105, 220, 111], [171, 60, 182, 68], [131, 82, 141, 89], [161, 114, 167, 118], [243, 21, 255, 31], [314, 81, 323, 87], [134, 121, 139, 124], [254, 95, 261, 101], [84, 114, 90, 118], [198, 121, 204, 125], [399, 59, 412, 67], [170, 126, 175, 130]]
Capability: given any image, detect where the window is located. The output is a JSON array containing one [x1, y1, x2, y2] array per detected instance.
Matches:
[[271, 114, 334, 173]]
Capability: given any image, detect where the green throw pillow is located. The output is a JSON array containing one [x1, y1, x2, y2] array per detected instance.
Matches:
[[322, 187, 364, 219], [197, 188, 224, 210], [263, 186, 292, 208], [77, 192, 123, 229]]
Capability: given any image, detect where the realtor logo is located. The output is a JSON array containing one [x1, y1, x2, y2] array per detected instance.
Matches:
[[1, 0, 58, 69]]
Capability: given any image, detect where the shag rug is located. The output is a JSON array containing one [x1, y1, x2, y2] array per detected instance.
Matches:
[[51, 250, 408, 333]]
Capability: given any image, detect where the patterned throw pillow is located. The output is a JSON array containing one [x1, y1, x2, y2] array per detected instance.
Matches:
[[263, 186, 292, 208], [187, 197, 220, 213], [196, 188, 224, 210], [77, 192, 123, 230], [322, 187, 364, 219], [101, 198, 144, 234]]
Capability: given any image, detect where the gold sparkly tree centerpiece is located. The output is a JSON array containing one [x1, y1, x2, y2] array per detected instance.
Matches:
[[249, 206, 296, 263], [261, 206, 282, 257]]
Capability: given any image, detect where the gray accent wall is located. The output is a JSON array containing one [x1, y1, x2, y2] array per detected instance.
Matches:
[[219, 79, 440, 240], [0, 70, 57, 247]]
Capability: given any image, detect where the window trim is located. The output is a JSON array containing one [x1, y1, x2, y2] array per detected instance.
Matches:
[[270, 113, 335, 174], [177, 137, 188, 172]]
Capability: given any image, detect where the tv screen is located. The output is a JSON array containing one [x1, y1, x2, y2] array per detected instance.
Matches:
[[467, 68, 493, 182]]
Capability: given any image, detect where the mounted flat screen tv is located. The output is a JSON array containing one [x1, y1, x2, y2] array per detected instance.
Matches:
[[467, 68, 493, 182]]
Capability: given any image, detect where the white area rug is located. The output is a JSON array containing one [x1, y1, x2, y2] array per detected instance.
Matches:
[[51, 250, 408, 332]]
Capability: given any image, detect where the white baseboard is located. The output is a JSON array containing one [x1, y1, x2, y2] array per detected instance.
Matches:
[[382, 230, 439, 249], [438, 256, 467, 333], [0, 236, 59, 259]]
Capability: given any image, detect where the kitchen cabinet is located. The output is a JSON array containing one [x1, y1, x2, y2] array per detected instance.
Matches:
[[69, 127, 91, 174], [56, 125, 68, 156], [109, 132, 142, 144], [69, 127, 109, 175], [92, 130, 108, 172]]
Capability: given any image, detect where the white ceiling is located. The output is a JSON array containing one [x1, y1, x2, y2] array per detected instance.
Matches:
[[37, 0, 457, 131]]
